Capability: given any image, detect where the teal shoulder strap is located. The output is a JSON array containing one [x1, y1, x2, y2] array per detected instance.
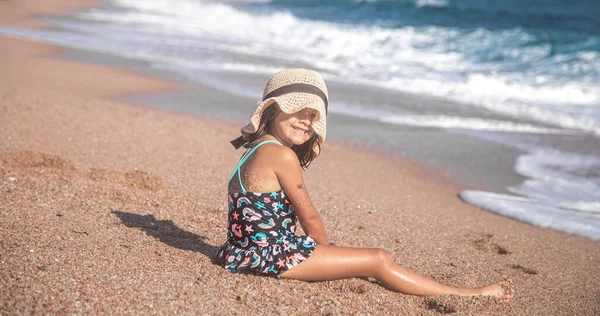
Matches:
[[228, 140, 282, 193]]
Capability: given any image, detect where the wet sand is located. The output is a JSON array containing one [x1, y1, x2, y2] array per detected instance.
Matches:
[[1, 1, 600, 315]]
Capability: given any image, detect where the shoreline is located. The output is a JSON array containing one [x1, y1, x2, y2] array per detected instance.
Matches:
[[1, 1, 599, 314]]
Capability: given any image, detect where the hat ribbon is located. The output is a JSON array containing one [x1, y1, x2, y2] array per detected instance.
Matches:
[[263, 83, 328, 114], [231, 135, 247, 149]]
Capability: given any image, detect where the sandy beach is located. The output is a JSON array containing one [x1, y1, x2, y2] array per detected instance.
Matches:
[[1, 1, 600, 314]]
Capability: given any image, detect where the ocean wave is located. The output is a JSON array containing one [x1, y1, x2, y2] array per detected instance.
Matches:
[[328, 102, 575, 133], [354, 0, 448, 8], [378, 115, 573, 134], [459, 190, 600, 240], [457, 130, 600, 240], [379, 74, 600, 134], [265, 0, 599, 35], [5, 0, 597, 135], [510, 149, 600, 211], [414, 0, 448, 8]]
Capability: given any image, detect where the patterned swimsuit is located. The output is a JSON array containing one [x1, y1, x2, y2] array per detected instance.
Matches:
[[215, 140, 317, 279]]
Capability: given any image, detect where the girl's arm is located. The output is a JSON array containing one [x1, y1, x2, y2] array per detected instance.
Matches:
[[274, 147, 329, 245]]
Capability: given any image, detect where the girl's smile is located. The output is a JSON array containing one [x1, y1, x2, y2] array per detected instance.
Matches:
[[291, 125, 309, 137], [269, 108, 318, 147]]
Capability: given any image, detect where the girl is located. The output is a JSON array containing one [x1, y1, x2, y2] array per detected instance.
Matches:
[[216, 69, 513, 298]]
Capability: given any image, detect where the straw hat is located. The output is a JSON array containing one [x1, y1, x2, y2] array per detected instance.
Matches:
[[231, 68, 329, 157]]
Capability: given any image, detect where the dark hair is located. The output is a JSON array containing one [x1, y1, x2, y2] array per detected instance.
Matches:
[[244, 102, 321, 169]]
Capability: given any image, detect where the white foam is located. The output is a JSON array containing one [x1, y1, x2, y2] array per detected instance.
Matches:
[[356, 0, 449, 8], [378, 114, 572, 134], [509, 149, 600, 212], [378, 75, 600, 135], [456, 133, 600, 240], [459, 190, 600, 240], [414, 0, 449, 8]]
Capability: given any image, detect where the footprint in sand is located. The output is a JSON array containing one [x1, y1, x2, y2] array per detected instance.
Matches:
[[470, 233, 510, 255], [347, 283, 367, 295], [0, 151, 78, 179], [1, 151, 166, 191], [8, 151, 77, 170], [88, 168, 165, 191], [123, 169, 165, 191], [510, 264, 538, 275], [423, 298, 457, 314], [332, 280, 369, 296]]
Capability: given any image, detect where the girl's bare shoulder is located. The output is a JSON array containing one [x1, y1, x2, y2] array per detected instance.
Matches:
[[256, 142, 295, 156], [255, 143, 300, 168]]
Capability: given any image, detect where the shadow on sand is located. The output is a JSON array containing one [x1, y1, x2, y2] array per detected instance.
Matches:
[[112, 211, 219, 260]]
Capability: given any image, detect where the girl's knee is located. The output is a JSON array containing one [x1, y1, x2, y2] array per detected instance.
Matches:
[[370, 248, 392, 266], [362, 248, 392, 279]]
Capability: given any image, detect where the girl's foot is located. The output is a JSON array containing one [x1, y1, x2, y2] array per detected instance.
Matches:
[[477, 280, 514, 299]]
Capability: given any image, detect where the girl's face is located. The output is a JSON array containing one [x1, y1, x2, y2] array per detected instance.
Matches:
[[269, 108, 318, 147]]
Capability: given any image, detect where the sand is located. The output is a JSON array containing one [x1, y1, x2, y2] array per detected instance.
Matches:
[[1, 1, 599, 315]]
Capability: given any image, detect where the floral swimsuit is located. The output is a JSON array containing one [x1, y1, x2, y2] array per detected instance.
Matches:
[[215, 140, 316, 279]]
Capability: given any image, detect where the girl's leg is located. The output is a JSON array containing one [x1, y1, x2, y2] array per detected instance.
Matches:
[[280, 245, 512, 298]]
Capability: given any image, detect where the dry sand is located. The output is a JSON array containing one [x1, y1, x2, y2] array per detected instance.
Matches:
[[1, 1, 599, 314]]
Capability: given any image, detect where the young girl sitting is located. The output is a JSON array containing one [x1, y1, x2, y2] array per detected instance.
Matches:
[[216, 68, 513, 298]]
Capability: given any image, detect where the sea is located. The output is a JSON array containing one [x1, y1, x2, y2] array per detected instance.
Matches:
[[1, 0, 599, 240]]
